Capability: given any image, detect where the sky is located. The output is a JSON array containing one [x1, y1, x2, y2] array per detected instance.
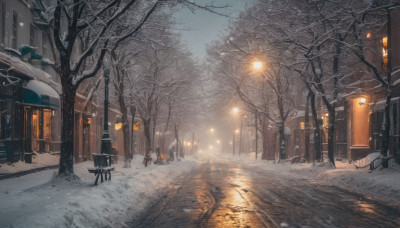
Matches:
[[172, 0, 255, 61]]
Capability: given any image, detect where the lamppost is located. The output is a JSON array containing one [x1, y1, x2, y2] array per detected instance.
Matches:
[[233, 129, 239, 155], [101, 69, 111, 155], [233, 107, 245, 156]]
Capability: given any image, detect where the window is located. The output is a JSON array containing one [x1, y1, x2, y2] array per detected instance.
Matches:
[[12, 11, 17, 49], [42, 31, 48, 57], [382, 36, 388, 71], [30, 24, 36, 47], [1, 1, 5, 47]]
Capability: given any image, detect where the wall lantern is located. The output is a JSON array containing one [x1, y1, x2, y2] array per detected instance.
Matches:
[[114, 115, 123, 131], [359, 97, 366, 106], [366, 32, 371, 38]]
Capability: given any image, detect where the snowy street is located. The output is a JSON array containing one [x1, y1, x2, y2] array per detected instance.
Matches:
[[129, 156, 400, 228]]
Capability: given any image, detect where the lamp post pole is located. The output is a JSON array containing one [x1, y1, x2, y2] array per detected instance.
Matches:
[[101, 69, 111, 155], [232, 133, 235, 155], [239, 114, 243, 156]]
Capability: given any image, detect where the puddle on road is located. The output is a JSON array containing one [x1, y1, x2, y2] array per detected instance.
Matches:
[[183, 208, 193, 212], [356, 201, 376, 214]]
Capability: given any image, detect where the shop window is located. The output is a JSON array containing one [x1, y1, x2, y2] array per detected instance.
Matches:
[[43, 109, 51, 141], [32, 110, 39, 151]]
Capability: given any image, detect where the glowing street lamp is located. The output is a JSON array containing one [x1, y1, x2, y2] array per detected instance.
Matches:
[[253, 61, 262, 70], [233, 107, 239, 114], [217, 140, 220, 144], [210, 128, 215, 133]]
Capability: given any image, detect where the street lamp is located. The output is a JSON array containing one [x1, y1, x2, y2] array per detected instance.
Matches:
[[253, 61, 262, 70], [101, 69, 112, 155]]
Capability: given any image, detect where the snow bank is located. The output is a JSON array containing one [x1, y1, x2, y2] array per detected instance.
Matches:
[[0, 155, 197, 228], [0, 153, 59, 174], [221, 153, 400, 207]]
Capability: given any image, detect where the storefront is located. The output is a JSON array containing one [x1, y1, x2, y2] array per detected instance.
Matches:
[[0, 52, 60, 163]]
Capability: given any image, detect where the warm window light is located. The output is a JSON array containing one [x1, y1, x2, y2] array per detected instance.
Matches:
[[235, 129, 240, 134], [253, 61, 262, 69], [366, 32, 371, 38], [210, 128, 214, 133], [359, 97, 366, 106], [382, 36, 388, 47], [300, 122, 305, 130], [217, 140, 220, 144], [114, 123, 123, 130], [187, 142, 191, 146]]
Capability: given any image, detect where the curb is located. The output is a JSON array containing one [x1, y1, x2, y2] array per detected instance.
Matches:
[[0, 165, 59, 180]]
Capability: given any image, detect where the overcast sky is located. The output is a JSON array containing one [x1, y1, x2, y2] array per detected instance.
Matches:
[[172, 0, 254, 61]]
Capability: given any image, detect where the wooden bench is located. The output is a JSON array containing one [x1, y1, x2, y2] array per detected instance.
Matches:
[[88, 167, 115, 185], [88, 154, 115, 185]]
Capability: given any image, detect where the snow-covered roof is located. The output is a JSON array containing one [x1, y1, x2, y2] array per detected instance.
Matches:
[[372, 97, 400, 112], [0, 52, 61, 94]]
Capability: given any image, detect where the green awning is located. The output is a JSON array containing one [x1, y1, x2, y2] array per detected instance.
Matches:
[[23, 80, 60, 109]]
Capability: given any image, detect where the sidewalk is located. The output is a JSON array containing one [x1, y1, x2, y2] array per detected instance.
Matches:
[[0, 153, 60, 180], [0, 155, 197, 228]]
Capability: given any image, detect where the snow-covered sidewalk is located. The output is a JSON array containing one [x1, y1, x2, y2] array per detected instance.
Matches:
[[221, 153, 400, 207], [0, 155, 197, 228], [0, 153, 59, 176]]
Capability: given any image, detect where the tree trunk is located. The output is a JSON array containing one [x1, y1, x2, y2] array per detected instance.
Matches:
[[381, 91, 391, 168], [118, 93, 131, 168], [381, 9, 393, 168], [255, 113, 258, 160], [143, 118, 152, 167], [58, 82, 77, 178], [310, 93, 321, 161], [174, 124, 180, 159], [327, 106, 336, 167], [279, 124, 286, 160], [261, 117, 269, 160], [130, 106, 136, 157], [304, 93, 310, 162]]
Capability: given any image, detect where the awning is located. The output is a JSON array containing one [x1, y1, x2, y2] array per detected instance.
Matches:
[[23, 80, 60, 109]]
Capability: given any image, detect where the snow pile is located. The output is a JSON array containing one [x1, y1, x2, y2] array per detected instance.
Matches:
[[0, 153, 59, 174], [0, 155, 197, 228], [221, 153, 400, 207]]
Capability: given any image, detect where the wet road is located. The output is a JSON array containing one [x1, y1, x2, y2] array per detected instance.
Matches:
[[128, 158, 400, 228]]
